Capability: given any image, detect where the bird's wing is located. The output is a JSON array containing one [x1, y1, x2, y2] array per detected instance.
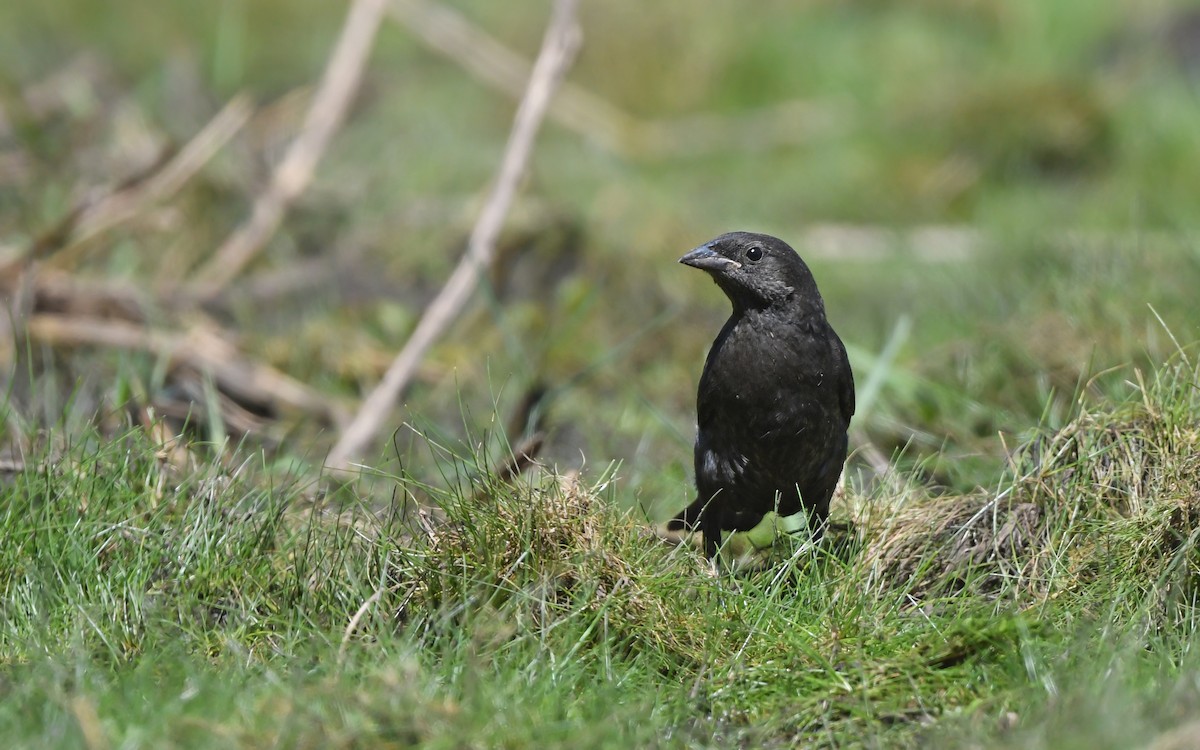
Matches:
[[834, 335, 856, 420]]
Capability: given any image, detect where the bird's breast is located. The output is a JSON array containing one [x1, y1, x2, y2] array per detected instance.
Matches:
[[700, 319, 836, 418]]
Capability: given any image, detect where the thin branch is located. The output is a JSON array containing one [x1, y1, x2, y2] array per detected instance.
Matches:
[[191, 0, 389, 296], [2, 94, 254, 277], [26, 314, 349, 426], [325, 0, 581, 477], [69, 94, 255, 251], [389, 0, 630, 154], [388, 0, 840, 160]]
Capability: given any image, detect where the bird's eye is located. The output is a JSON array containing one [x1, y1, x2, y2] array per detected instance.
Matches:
[[745, 246, 763, 262]]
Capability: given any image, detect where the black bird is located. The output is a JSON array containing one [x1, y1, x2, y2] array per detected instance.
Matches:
[[669, 232, 855, 560]]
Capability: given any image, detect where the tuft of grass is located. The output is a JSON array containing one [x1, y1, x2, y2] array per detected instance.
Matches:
[[856, 359, 1200, 606]]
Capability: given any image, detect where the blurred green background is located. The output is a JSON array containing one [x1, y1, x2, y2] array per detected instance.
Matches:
[[7, 3, 1200, 747], [3, 0, 1200, 508]]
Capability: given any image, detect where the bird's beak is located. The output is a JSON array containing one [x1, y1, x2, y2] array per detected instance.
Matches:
[[679, 244, 740, 272]]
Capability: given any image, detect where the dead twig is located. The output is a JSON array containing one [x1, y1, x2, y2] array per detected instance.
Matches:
[[61, 94, 255, 262], [25, 314, 349, 427], [390, 0, 631, 155], [6, 94, 254, 275], [388, 0, 840, 159], [5, 253, 342, 319], [26, 269, 150, 321], [325, 0, 581, 477], [191, 0, 389, 297]]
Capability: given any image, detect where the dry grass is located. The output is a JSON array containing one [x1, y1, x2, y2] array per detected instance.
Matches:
[[398, 466, 715, 661], [853, 363, 1200, 613]]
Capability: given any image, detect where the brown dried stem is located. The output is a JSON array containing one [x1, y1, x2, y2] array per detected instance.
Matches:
[[66, 94, 255, 258], [3, 93, 254, 277], [388, 0, 840, 159], [25, 314, 349, 426], [389, 0, 629, 154], [325, 0, 581, 477], [191, 0, 389, 296]]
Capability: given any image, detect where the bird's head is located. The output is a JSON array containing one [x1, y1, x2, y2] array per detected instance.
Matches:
[[679, 231, 824, 314]]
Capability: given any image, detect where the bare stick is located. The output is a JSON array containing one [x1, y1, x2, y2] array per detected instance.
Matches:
[[26, 314, 349, 426], [67, 94, 255, 251], [388, 0, 839, 160], [325, 0, 581, 476], [390, 0, 629, 154], [2, 94, 253, 277], [191, 0, 389, 296]]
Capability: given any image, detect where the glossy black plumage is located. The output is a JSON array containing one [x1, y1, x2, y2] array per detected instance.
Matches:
[[669, 232, 855, 560]]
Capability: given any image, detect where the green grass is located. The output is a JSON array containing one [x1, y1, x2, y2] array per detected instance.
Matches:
[[4, 0, 1200, 746], [2, 359, 1200, 747]]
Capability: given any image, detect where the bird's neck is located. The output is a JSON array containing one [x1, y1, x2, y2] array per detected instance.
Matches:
[[731, 294, 825, 322]]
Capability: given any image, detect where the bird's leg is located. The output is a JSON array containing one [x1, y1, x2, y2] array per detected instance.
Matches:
[[700, 511, 720, 576], [701, 512, 722, 562]]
